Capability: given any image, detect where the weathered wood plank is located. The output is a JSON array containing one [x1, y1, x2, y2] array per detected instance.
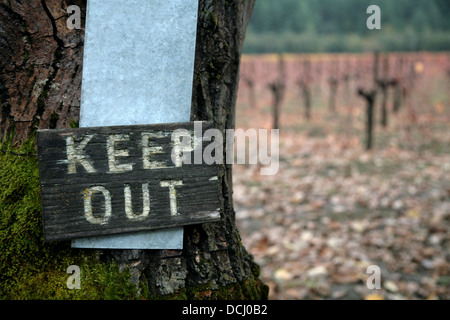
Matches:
[[37, 121, 221, 242]]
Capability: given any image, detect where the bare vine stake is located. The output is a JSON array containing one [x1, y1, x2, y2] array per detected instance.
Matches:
[[358, 88, 377, 150], [297, 58, 312, 120], [357, 52, 379, 150], [328, 60, 339, 113], [392, 56, 404, 113], [268, 54, 286, 130], [376, 54, 398, 128]]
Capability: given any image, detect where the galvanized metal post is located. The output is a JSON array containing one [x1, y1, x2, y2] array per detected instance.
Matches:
[[72, 0, 199, 249]]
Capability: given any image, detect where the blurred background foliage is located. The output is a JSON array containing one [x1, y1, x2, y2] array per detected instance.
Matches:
[[243, 0, 450, 53]]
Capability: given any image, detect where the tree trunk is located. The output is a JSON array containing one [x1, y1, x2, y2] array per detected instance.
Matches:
[[0, 0, 268, 299]]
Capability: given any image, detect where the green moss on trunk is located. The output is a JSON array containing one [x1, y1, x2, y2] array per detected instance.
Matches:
[[0, 137, 138, 300]]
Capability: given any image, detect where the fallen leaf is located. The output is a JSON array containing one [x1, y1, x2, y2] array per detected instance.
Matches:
[[285, 288, 309, 300], [364, 293, 384, 300], [331, 289, 348, 299], [350, 220, 369, 233], [387, 293, 407, 300], [274, 268, 294, 282], [332, 272, 360, 284], [290, 191, 305, 204], [427, 293, 438, 300], [307, 266, 328, 278], [434, 101, 444, 113], [384, 281, 399, 293], [392, 199, 404, 210], [406, 208, 421, 219], [414, 61, 424, 74]]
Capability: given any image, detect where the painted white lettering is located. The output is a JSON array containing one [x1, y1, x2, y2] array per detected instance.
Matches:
[[83, 186, 112, 225], [141, 132, 167, 169], [171, 129, 193, 166], [160, 180, 183, 216], [107, 134, 133, 173], [171, 125, 280, 176], [124, 183, 150, 221], [66, 135, 96, 174]]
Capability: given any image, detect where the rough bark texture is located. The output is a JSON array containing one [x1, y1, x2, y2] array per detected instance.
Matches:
[[0, 0, 85, 142], [0, 0, 268, 299]]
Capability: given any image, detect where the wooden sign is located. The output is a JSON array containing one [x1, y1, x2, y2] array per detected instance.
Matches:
[[37, 121, 220, 242]]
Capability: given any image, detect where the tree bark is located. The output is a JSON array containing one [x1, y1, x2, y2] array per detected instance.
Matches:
[[0, 0, 267, 299], [0, 0, 85, 142]]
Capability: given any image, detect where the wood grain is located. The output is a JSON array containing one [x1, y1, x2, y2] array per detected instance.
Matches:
[[37, 121, 221, 242]]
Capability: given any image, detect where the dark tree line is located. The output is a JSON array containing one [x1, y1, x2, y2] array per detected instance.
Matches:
[[249, 0, 450, 36], [244, 0, 450, 53]]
